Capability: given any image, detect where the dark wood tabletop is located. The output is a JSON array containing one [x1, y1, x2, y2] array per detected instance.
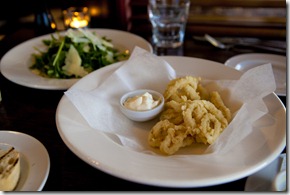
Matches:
[[0, 27, 286, 191]]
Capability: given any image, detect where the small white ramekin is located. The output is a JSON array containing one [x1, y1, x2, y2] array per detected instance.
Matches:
[[119, 89, 164, 122]]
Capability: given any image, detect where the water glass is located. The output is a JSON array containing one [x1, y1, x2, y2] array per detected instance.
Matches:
[[148, 0, 190, 48]]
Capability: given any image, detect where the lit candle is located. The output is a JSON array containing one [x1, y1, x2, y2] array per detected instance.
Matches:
[[63, 7, 90, 29], [69, 12, 89, 28]]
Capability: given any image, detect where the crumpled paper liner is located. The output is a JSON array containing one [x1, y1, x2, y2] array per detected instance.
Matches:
[[65, 46, 276, 155]]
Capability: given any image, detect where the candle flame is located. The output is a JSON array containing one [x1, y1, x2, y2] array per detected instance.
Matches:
[[63, 7, 90, 29]]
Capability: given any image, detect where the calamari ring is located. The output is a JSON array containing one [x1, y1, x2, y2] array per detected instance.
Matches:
[[200, 100, 228, 129], [197, 83, 210, 100], [159, 124, 190, 155], [160, 100, 186, 125], [148, 120, 192, 155], [160, 109, 184, 125], [195, 113, 223, 144], [148, 120, 175, 148], [210, 91, 231, 122], [163, 76, 201, 102], [182, 100, 228, 142], [182, 100, 208, 130], [165, 100, 184, 112]]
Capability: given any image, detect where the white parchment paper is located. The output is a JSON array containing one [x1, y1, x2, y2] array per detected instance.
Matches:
[[65, 46, 276, 155]]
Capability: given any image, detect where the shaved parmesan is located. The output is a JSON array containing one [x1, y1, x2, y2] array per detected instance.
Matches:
[[62, 45, 88, 77]]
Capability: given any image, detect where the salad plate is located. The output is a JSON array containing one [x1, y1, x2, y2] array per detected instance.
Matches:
[[0, 130, 50, 191], [224, 53, 286, 96], [0, 29, 153, 90], [56, 56, 286, 188]]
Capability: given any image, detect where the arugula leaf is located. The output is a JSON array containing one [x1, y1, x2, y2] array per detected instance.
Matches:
[[30, 29, 130, 79]]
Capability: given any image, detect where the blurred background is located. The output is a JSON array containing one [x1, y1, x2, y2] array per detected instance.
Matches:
[[0, 0, 286, 40]]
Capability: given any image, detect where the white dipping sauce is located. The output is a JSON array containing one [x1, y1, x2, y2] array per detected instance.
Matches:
[[124, 92, 160, 111]]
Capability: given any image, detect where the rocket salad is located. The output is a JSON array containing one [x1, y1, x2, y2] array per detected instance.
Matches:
[[30, 28, 130, 79]]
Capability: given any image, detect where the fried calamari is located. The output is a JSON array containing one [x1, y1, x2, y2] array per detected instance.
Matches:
[[148, 76, 231, 155]]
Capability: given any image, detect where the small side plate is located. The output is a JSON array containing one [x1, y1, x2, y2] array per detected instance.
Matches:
[[0, 131, 50, 191], [225, 53, 286, 96]]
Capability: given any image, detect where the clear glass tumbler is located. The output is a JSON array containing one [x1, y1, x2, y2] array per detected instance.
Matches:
[[148, 0, 190, 48]]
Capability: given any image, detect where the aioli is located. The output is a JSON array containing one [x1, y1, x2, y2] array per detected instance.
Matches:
[[124, 92, 160, 111]]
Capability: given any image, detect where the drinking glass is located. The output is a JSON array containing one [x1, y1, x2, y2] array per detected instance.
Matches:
[[148, 0, 190, 48]]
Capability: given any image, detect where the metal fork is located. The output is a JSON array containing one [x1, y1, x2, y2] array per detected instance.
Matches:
[[203, 34, 286, 54]]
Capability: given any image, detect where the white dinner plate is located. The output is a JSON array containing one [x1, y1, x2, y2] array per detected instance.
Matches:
[[224, 53, 286, 96], [244, 153, 286, 191], [0, 29, 153, 90], [0, 130, 50, 191], [56, 56, 286, 188]]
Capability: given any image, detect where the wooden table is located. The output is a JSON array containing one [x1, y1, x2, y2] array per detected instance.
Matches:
[[0, 27, 286, 191]]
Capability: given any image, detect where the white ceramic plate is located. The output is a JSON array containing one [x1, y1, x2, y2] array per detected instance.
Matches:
[[224, 53, 286, 96], [0, 131, 50, 191], [244, 153, 286, 191], [0, 29, 153, 90], [56, 56, 286, 188]]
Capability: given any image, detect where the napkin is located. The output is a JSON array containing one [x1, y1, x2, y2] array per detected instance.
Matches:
[[65, 47, 176, 151], [65, 46, 276, 155]]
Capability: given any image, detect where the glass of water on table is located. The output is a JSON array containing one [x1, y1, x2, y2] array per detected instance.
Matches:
[[148, 0, 190, 49]]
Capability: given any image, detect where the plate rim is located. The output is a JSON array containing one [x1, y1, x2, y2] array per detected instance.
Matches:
[[0, 28, 153, 90], [56, 56, 286, 188], [244, 153, 286, 191], [0, 130, 50, 191]]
